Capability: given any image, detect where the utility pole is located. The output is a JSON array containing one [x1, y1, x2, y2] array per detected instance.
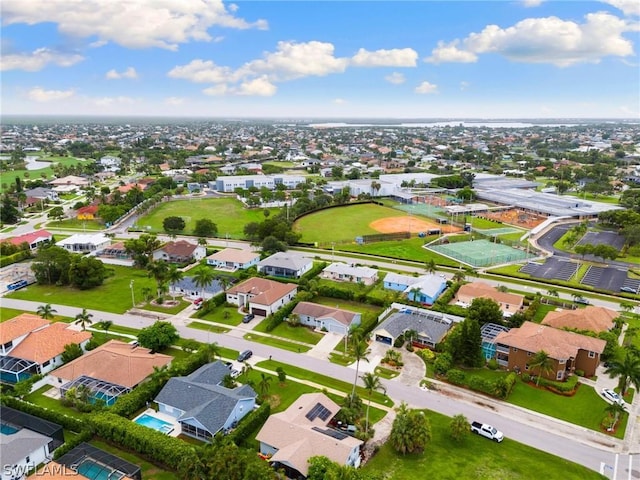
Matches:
[[130, 280, 135, 309]]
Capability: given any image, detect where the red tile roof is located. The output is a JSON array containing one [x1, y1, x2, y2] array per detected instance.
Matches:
[[0, 314, 50, 344], [5, 229, 52, 247], [10, 322, 91, 364]]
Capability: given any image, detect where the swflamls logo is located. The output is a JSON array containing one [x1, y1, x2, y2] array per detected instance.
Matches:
[[3, 463, 79, 478]]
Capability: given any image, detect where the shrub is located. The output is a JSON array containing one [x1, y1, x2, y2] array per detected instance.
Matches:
[[522, 373, 531, 383], [0, 396, 85, 432], [110, 378, 165, 418], [433, 352, 453, 375], [229, 403, 270, 447], [417, 348, 435, 362], [574, 369, 585, 377], [487, 358, 499, 370], [446, 368, 466, 385], [467, 376, 493, 395], [393, 334, 405, 348], [263, 298, 300, 332]]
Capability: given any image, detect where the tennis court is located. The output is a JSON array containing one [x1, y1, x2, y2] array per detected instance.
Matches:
[[427, 239, 533, 267], [394, 203, 445, 217]]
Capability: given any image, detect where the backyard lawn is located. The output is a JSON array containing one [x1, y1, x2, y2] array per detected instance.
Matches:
[[197, 305, 243, 326], [243, 332, 312, 353], [6, 265, 156, 313], [1, 307, 27, 322], [90, 439, 178, 480], [362, 409, 604, 480], [134, 197, 277, 239], [337, 236, 458, 267], [252, 318, 323, 344]]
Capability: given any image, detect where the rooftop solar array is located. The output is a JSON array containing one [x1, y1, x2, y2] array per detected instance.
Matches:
[[312, 426, 348, 440], [305, 402, 332, 422]]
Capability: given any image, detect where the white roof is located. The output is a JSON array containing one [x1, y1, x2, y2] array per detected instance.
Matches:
[[323, 262, 377, 278], [56, 233, 110, 246]]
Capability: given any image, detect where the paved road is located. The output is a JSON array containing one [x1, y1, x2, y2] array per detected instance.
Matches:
[[2, 297, 638, 478]]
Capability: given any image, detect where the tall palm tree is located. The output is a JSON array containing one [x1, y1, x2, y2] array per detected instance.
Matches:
[[74, 308, 93, 331], [408, 287, 422, 304], [101, 320, 113, 335], [604, 402, 626, 431], [166, 265, 184, 301], [192, 267, 216, 298], [199, 342, 221, 362], [350, 340, 370, 400], [604, 351, 640, 396], [216, 275, 231, 292], [529, 350, 555, 386], [424, 259, 436, 275], [257, 373, 272, 399], [547, 288, 559, 298], [36, 303, 57, 320], [147, 260, 170, 298], [361, 372, 386, 434], [452, 270, 466, 283]]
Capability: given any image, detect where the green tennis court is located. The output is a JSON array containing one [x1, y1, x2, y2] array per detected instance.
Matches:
[[427, 239, 533, 267]]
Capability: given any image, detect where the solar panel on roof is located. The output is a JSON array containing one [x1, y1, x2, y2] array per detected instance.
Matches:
[[312, 426, 348, 440], [306, 402, 332, 421]]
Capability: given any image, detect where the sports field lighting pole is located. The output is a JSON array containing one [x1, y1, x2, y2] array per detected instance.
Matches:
[[130, 280, 135, 309]]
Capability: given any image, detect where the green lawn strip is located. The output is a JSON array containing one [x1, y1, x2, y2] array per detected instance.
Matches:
[[25, 385, 85, 420], [47, 219, 103, 231], [313, 296, 382, 316], [318, 278, 372, 293], [373, 366, 400, 380], [0, 307, 26, 322], [508, 379, 626, 438], [198, 305, 244, 326], [565, 193, 620, 204], [329, 352, 353, 366], [187, 321, 231, 334], [7, 266, 156, 314], [336, 237, 458, 267], [164, 347, 191, 362], [532, 303, 556, 323], [90, 439, 178, 480], [140, 300, 191, 315], [257, 360, 393, 407], [243, 333, 312, 353], [361, 409, 605, 480], [254, 321, 323, 345], [134, 197, 276, 239]]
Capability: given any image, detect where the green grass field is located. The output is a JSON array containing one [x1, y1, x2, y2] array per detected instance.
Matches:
[[362, 409, 604, 480], [0, 155, 90, 193], [336, 236, 458, 266], [134, 198, 277, 238], [294, 203, 409, 243]]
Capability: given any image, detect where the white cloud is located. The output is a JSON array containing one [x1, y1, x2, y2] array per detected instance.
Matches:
[[168, 59, 233, 83], [332, 98, 346, 104], [237, 41, 350, 81], [350, 48, 418, 67], [202, 84, 229, 96], [415, 81, 438, 94], [602, 0, 640, 16], [385, 72, 406, 84], [427, 12, 637, 67], [235, 76, 277, 96], [522, 0, 544, 7], [105, 67, 138, 80], [1, 48, 84, 71], [165, 96, 185, 106], [460, 81, 471, 91], [425, 40, 478, 64], [2, 0, 268, 51], [27, 87, 75, 102]]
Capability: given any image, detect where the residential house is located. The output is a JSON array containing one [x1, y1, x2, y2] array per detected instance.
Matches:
[[0, 314, 91, 383], [256, 392, 363, 479], [155, 361, 257, 442], [99, 155, 121, 172], [320, 263, 378, 286], [383, 272, 447, 305], [541, 306, 618, 334], [95, 242, 132, 260], [76, 205, 99, 220], [494, 321, 606, 380], [56, 233, 110, 253], [24, 187, 59, 202], [153, 240, 206, 264], [214, 174, 307, 192], [291, 302, 361, 335], [5, 229, 52, 251], [169, 276, 224, 300], [206, 248, 260, 271], [53, 340, 172, 406], [373, 308, 460, 349], [226, 277, 297, 317], [257, 252, 313, 279], [0, 406, 65, 480], [455, 282, 525, 317], [49, 175, 89, 188]]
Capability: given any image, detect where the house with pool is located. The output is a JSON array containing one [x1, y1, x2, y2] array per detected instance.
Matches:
[[154, 361, 257, 442], [52, 340, 172, 406]]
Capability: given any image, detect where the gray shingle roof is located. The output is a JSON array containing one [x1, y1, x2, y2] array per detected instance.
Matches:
[[155, 362, 257, 435], [375, 310, 461, 344], [258, 251, 311, 270]]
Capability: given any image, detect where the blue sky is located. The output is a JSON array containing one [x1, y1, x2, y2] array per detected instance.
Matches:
[[2, 0, 639, 118]]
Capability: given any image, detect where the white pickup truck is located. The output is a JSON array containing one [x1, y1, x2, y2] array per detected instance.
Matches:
[[470, 421, 504, 442]]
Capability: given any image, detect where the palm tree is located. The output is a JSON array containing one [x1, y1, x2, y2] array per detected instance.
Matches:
[[547, 288, 559, 298], [361, 372, 386, 434], [74, 308, 93, 331], [604, 351, 640, 396], [424, 259, 436, 275], [151, 365, 172, 384], [192, 267, 216, 298], [166, 265, 184, 301], [36, 303, 57, 320], [216, 275, 231, 292], [199, 342, 221, 362], [147, 260, 170, 298], [604, 402, 626, 432], [452, 270, 466, 283], [101, 320, 113, 335], [529, 350, 555, 386], [257, 373, 272, 399], [408, 287, 422, 304], [350, 340, 370, 400]]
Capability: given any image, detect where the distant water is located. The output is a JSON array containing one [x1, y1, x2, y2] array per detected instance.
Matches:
[[25, 156, 51, 170]]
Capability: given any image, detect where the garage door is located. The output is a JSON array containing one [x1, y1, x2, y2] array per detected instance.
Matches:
[[252, 308, 267, 316], [328, 323, 346, 335], [376, 334, 392, 345]]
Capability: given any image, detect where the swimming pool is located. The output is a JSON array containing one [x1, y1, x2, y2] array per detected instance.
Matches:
[[0, 423, 20, 435], [133, 413, 173, 434], [76, 458, 124, 480]]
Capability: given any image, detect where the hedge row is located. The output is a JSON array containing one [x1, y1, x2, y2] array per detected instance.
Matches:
[[109, 378, 166, 418], [90, 412, 197, 470], [316, 284, 386, 307], [522, 373, 579, 393], [264, 298, 300, 332], [53, 429, 93, 460], [229, 403, 271, 447], [301, 261, 328, 281], [0, 249, 31, 267], [444, 370, 518, 399]]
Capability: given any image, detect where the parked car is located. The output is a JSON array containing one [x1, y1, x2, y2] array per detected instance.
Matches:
[[602, 388, 624, 406], [242, 313, 255, 323], [470, 421, 504, 442], [193, 297, 204, 305], [574, 296, 590, 305], [237, 350, 253, 362], [620, 286, 637, 294], [230, 369, 241, 378]]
